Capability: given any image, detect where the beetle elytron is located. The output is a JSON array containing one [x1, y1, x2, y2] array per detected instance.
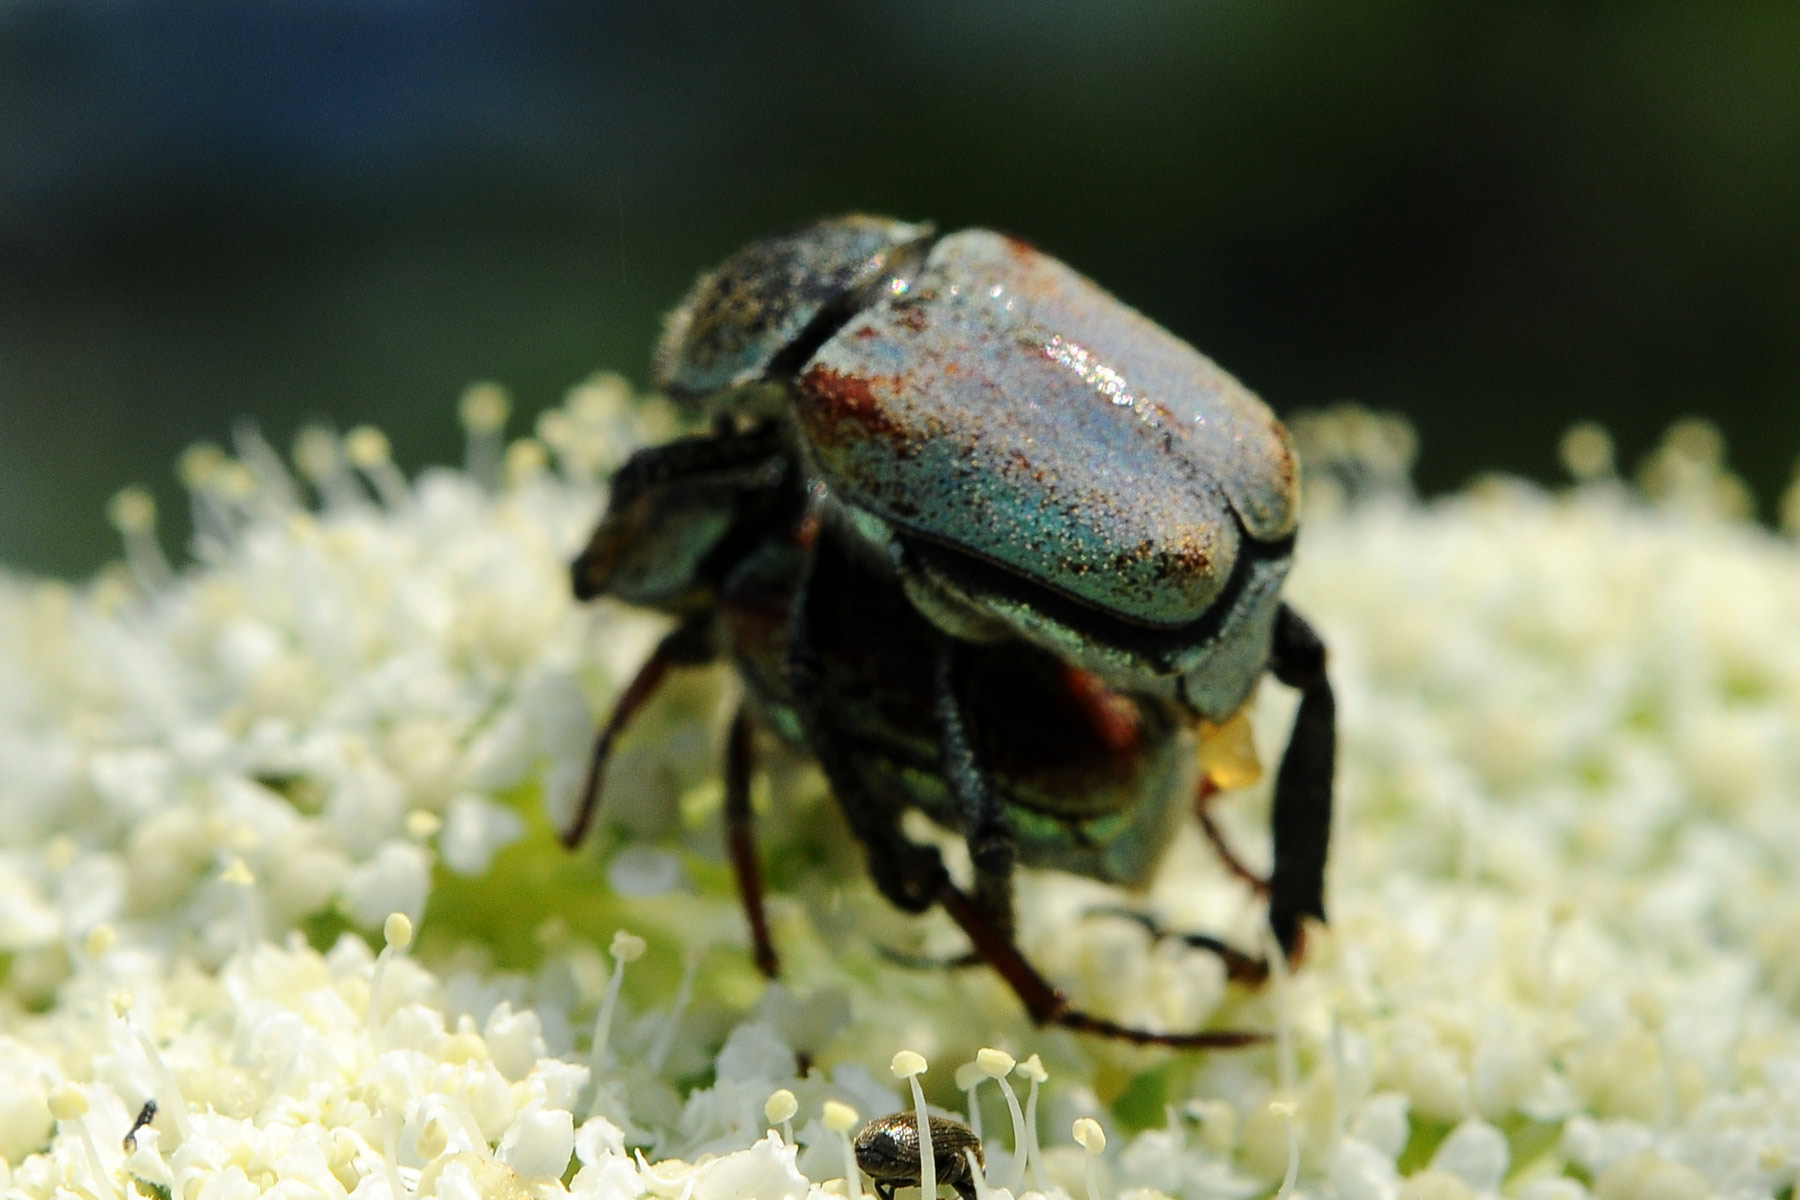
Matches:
[[565, 216, 1334, 1047]]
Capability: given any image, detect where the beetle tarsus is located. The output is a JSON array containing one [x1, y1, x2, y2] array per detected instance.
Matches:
[[1085, 906, 1268, 984], [562, 618, 715, 849], [1266, 604, 1335, 961]]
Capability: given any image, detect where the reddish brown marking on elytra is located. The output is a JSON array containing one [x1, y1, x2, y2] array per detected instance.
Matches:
[[999, 234, 1042, 263], [896, 304, 928, 332], [799, 365, 915, 453], [1058, 665, 1142, 755]]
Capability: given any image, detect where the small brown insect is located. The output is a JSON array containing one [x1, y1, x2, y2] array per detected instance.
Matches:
[[854, 1111, 985, 1200]]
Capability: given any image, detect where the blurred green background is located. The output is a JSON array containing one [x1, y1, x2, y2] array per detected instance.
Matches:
[[4, 2, 1799, 578]]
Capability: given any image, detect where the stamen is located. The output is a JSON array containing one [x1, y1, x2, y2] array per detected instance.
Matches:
[[459, 382, 512, 490], [764, 1088, 798, 1145], [1017, 1054, 1048, 1194], [50, 1085, 118, 1200], [115, 992, 191, 1144], [368, 910, 414, 1043], [590, 930, 646, 1075], [891, 1050, 935, 1200], [976, 1048, 1028, 1192], [824, 1100, 863, 1200], [954, 1061, 985, 1142], [345, 425, 413, 510], [1072, 1117, 1106, 1200], [106, 487, 173, 593]]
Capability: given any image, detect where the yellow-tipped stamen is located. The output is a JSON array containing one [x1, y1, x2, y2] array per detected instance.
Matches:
[[177, 441, 236, 550], [590, 930, 646, 1074], [177, 441, 228, 491], [404, 810, 442, 841], [977, 1048, 1028, 1192], [50, 1084, 118, 1200], [954, 1061, 985, 1143], [459, 382, 512, 489], [891, 1050, 935, 1200], [824, 1099, 863, 1200], [369, 910, 414, 1040], [765, 1089, 798, 1145], [504, 438, 550, 490], [292, 426, 365, 512], [1017, 1054, 1048, 1194], [83, 923, 117, 962], [345, 425, 413, 509], [1559, 420, 1616, 483], [106, 486, 173, 592], [1072, 1118, 1106, 1200]]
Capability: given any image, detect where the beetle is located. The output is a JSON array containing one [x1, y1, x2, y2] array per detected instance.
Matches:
[[854, 1111, 985, 1200], [565, 216, 1334, 1047]]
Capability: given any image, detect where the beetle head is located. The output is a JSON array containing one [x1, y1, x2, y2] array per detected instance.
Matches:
[[572, 432, 795, 614], [655, 215, 935, 402]]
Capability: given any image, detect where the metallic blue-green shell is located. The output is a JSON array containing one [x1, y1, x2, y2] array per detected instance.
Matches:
[[794, 229, 1297, 630]]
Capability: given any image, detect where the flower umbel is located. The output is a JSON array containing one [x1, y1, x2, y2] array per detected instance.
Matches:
[[3, 388, 1800, 1200]]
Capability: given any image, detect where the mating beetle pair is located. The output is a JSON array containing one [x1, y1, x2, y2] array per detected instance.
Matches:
[[566, 216, 1335, 1047]]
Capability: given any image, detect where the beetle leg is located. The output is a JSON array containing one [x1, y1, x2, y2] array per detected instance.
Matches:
[[723, 704, 780, 978], [931, 636, 1017, 943], [561, 618, 716, 849], [1083, 906, 1268, 984], [874, 945, 986, 971], [1266, 604, 1336, 962], [1194, 775, 1272, 896], [787, 539, 949, 913], [933, 881, 1264, 1049]]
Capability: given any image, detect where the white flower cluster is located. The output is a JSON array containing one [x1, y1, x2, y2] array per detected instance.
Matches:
[[2, 384, 1799, 1200]]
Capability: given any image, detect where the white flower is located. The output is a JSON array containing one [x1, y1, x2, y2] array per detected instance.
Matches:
[[4, 389, 1800, 1199]]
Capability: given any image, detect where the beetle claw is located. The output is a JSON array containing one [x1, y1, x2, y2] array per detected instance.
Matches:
[[1083, 906, 1269, 985]]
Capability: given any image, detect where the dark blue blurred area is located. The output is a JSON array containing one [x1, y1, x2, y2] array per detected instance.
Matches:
[[4, 1, 1800, 575]]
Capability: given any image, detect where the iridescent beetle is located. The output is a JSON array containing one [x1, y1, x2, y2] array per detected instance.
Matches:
[[566, 216, 1334, 1047], [855, 1111, 984, 1200]]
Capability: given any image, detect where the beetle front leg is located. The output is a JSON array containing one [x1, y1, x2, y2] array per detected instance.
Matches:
[[562, 617, 717, 848], [787, 542, 949, 913], [1266, 603, 1336, 961], [931, 636, 1017, 942]]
